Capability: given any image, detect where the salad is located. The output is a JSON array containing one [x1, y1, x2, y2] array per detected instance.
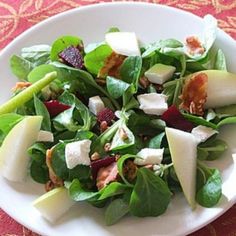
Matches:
[[0, 14, 235, 226]]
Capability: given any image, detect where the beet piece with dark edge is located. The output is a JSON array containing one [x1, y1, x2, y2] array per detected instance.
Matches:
[[91, 156, 116, 180], [97, 108, 115, 125], [161, 105, 195, 132], [44, 100, 71, 118], [59, 46, 83, 69]]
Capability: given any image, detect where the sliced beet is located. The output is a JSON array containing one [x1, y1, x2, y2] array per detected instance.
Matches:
[[97, 108, 115, 125], [161, 105, 194, 132], [91, 156, 116, 180], [59, 46, 83, 69], [44, 100, 71, 118]]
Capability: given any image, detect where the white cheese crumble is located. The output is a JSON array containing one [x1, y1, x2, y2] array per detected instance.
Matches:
[[88, 96, 105, 115], [65, 140, 91, 169], [137, 93, 168, 115], [191, 125, 218, 143], [134, 148, 164, 165]]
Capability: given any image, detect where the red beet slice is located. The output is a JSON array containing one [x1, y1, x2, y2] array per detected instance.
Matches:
[[91, 156, 116, 180], [161, 105, 194, 132], [44, 100, 71, 118], [59, 46, 83, 69], [97, 108, 115, 125]]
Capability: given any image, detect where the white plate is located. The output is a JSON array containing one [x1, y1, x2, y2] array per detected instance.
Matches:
[[0, 2, 236, 236]]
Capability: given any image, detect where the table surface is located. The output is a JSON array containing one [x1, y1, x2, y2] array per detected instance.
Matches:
[[0, 0, 236, 235]]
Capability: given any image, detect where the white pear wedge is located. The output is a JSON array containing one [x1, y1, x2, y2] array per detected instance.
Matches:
[[186, 70, 236, 108], [165, 127, 198, 209], [33, 187, 75, 223], [105, 32, 140, 56], [0, 116, 42, 182]]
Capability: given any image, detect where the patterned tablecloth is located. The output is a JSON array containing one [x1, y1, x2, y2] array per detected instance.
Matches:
[[0, 0, 235, 235]]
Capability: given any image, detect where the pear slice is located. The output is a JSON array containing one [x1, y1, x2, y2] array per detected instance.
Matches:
[[187, 70, 236, 108], [33, 187, 75, 222], [165, 127, 198, 208], [105, 32, 140, 56], [0, 116, 42, 182]]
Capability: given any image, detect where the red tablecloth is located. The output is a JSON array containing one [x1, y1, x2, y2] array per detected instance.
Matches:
[[0, 1, 235, 235]]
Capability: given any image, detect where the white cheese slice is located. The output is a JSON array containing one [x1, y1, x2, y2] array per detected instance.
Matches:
[[105, 32, 141, 56], [137, 93, 168, 115], [88, 96, 105, 115], [65, 140, 91, 169], [144, 63, 176, 84], [134, 148, 164, 165], [191, 125, 218, 143], [37, 130, 54, 142]]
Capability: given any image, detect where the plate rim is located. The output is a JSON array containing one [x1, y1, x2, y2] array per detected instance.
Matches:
[[0, 2, 236, 236]]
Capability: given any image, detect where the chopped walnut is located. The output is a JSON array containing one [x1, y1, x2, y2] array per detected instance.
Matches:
[[104, 143, 111, 152], [154, 84, 164, 93], [100, 121, 108, 133], [95, 78, 106, 86], [96, 162, 118, 190], [139, 76, 150, 88], [91, 152, 101, 161], [186, 36, 205, 55], [45, 180, 55, 192], [123, 160, 138, 183], [179, 72, 208, 116], [119, 127, 128, 140], [99, 52, 126, 78], [12, 82, 32, 91], [46, 148, 64, 188]]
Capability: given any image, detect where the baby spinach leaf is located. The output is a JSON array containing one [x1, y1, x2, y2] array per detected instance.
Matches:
[[129, 168, 171, 217], [99, 182, 131, 200], [34, 95, 51, 131], [197, 138, 227, 161], [50, 61, 120, 110], [50, 35, 82, 61], [107, 27, 120, 33], [51, 142, 68, 179], [117, 154, 136, 187], [110, 123, 135, 151], [10, 55, 32, 80], [142, 42, 160, 58], [53, 106, 80, 132], [196, 161, 222, 207], [120, 56, 142, 88], [214, 49, 227, 71], [30, 160, 49, 184], [28, 64, 59, 83], [107, 76, 130, 99], [68, 165, 91, 182], [56, 91, 96, 131], [51, 140, 91, 181], [0, 113, 23, 145], [84, 44, 112, 75], [217, 116, 236, 128], [148, 132, 165, 149], [28, 142, 49, 184], [160, 39, 183, 49], [105, 198, 129, 226], [21, 44, 51, 67], [182, 113, 217, 129], [28, 142, 47, 163], [75, 130, 95, 140], [0, 113, 23, 135], [91, 119, 121, 154], [69, 179, 99, 201]]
